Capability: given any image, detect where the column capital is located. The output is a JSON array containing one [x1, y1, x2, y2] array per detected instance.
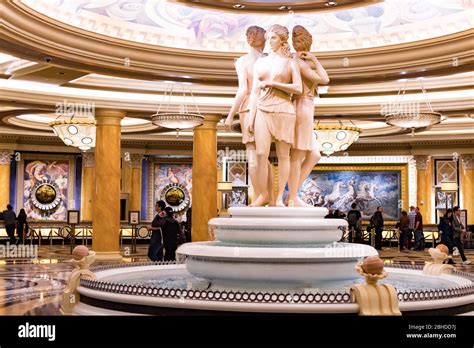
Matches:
[[82, 152, 95, 168], [414, 155, 430, 170], [0, 150, 13, 165], [461, 154, 474, 170], [95, 109, 126, 126], [130, 154, 144, 169], [195, 115, 222, 131]]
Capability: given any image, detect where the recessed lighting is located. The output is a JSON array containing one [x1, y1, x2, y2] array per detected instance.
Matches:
[[400, 71, 407, 75], [233, 3, 245, 9], [278, 5, 292, 10], [325, 1, 338, 6]]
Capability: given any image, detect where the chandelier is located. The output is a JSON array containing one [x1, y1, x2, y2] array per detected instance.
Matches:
[[314, 121, 361, 156], [151, 83, 204, 136], [384, 79, 442, 133], [50, 118, 96, 151]]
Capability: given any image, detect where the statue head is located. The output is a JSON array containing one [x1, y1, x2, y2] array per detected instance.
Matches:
[[266, 24, 291, 58], [246, 26, 266, 49], [292, 25, 312, 52]]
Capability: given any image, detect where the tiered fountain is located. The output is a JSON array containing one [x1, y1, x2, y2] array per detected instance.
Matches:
[[180, 207, 377, 289], [74, 207, 473, 315]]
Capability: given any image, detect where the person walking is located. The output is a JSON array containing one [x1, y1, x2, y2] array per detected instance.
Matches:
[[148, 200, 166, 262], [438, 209, 455, 264], [452, 206, 471, 265], [16, 208, 28, 245], [2, 204, 17, 244]]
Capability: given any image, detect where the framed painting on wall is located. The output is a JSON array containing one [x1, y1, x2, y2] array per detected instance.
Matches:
[[297, 164, 408, 221]]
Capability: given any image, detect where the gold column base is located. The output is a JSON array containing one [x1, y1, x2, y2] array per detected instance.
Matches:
[[93, 251, 124, 261]]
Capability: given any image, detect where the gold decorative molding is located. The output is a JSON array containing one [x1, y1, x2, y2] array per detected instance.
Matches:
[[461, 154, 474, 170], [0, 150, 13, 165], [414, 155, 430, 170], [0, 1, 472, 84]]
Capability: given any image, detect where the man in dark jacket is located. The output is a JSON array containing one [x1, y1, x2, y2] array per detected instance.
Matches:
[[148, 200, 166, 261], [2, 204, 17, 244], [371, 206, 384, 250], [152, 206, 180, 261], [347, 203, 362, 242]]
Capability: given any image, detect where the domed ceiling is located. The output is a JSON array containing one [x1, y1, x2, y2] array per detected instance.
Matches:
[[22, 0, 473, 52]]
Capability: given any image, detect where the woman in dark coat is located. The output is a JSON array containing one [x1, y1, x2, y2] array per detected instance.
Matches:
[[16, 209, 28, 244]]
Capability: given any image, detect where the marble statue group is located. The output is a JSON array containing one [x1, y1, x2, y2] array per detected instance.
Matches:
[[225, 24, 330, 207]]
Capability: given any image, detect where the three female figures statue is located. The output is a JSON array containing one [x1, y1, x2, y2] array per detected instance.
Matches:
[[226, 24, 329, 208]]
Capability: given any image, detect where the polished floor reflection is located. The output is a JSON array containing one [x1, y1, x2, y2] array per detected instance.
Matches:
[[1, 245, 472, 315]]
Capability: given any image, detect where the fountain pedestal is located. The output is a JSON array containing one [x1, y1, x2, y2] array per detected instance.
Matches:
[[178, 207, 378, 288]]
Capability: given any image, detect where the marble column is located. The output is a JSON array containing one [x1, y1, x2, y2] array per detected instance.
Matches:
[[130, 154, 143, 212], [461, 154, 474, 224], [0, 150, 13, 210], [92, 109, 125, 260], [414, 155, 432, 224], [81, 152, 94, 222], [192, 115, 221, 241]]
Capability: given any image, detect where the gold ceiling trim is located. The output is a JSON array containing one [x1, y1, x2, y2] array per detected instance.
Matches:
[[171, 0, 381, 13], [0, 2, 472, 84]]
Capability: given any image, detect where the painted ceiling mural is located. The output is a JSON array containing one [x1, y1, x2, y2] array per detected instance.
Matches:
[[22, 0, 473, 51]]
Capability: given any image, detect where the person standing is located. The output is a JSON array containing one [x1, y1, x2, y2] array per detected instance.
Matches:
[[407, 206, 417, 250], [412, 207, 424, 251], [152, 206, 181, 261], [347, 203, 362, 243], [2, 204, 17, 244], [396, 211, 410, 251], [452, 206, 471, 265], [371, 206, 384, 250], [16, 208, 28, 245], [148, 200, 166, 262]]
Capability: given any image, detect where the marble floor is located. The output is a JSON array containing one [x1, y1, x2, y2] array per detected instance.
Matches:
[[1, 245, 472, 316]]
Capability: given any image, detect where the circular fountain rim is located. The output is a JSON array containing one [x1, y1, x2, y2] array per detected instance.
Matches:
[[178, 242, 377, 259], [76, 262, 474, 315]]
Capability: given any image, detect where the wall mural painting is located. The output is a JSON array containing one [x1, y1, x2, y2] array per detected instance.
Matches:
[[154, 164, 192, 212], [299, 170, 401, 220], [23, 160, 69, 221]]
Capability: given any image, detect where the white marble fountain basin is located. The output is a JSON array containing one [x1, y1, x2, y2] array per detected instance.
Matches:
[[178, 242, 378, 287]]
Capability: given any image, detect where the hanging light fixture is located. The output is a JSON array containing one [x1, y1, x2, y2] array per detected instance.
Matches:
[[384, 79, 442, 135], [314, 120, 361, 156], [151, 83, 204, 136], [49, 101, 96, 154]]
